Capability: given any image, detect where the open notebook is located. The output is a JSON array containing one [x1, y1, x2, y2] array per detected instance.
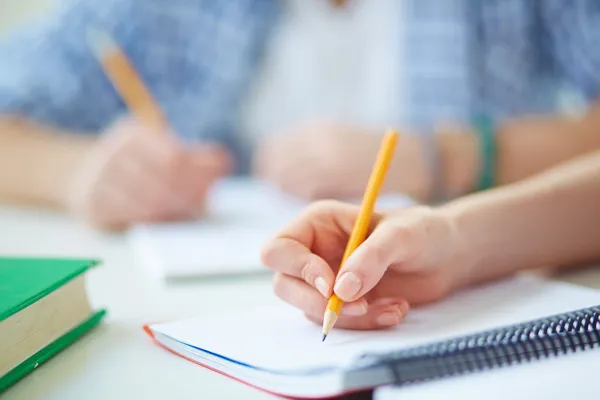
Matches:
[[144, 275, 600, 399], [129, 178, 413, 280], [374, 340, 600, 400]]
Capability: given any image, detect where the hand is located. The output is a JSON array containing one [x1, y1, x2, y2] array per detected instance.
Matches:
[[261, 200, 472, 330], [66, 117, 232, 230], [253, 122, 430, 201]]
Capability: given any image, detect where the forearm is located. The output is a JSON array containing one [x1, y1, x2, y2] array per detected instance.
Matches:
[[440, 102, 600, 196], [441, 150, 600, 286], [0, 116, 94, 208]]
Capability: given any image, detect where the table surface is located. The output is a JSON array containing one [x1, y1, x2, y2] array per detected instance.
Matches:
[[2, 204, 600, 400]]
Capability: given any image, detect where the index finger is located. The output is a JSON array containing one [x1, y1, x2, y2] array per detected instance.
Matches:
[[261, 237, 335, 298], [261, 200, 368, 298]]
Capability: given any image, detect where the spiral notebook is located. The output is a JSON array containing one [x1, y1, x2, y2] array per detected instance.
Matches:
[[374, 337, 600, 400], [143, 275, 600, 399]]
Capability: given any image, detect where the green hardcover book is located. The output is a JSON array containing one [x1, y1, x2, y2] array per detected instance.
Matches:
[[0, 257, 106, 393]]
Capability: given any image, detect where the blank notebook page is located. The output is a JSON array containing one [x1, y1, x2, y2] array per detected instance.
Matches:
[[149, 275, 600, 374]]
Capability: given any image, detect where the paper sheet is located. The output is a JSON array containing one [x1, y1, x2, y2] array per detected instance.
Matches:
[[150, 275, 600, 373], [129, 178, 414, 278]]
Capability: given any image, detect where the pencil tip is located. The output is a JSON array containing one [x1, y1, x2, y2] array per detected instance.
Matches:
[[321, 333, 327, 342]]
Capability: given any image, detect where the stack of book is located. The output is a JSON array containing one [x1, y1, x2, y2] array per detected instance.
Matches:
[[0, 257, 105, 392]]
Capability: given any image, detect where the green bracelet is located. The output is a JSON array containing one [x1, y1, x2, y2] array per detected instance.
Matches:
[[473, 114, 496, 191]]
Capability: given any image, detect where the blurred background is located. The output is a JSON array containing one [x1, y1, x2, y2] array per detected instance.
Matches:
[[0, 0, 49, 35]]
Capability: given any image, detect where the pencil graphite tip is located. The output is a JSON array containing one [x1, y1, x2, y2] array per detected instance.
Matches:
[[321, 333, 327, 342]]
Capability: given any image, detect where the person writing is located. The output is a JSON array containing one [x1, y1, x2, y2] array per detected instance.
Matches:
[[261, 149, 600, 329], [1, 0, 600, 231]]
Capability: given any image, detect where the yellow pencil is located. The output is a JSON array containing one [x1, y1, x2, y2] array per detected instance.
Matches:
[[86, 29, 166, 130], [321, 129, 399, 342]]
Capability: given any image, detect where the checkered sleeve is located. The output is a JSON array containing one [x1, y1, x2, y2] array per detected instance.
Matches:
[[542, 0, 600, 102], [0, 0, 141, 133]]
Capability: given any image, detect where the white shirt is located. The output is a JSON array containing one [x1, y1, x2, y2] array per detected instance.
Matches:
[[237, 0, 405, 141]]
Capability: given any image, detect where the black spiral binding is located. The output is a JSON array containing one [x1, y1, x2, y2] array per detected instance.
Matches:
[[357, 304, 600, 386]]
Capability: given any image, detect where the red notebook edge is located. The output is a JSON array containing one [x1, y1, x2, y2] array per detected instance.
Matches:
[[141, 324, 371, 400]]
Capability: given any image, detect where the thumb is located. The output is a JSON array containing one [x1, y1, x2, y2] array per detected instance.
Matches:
[[333, 218, 417, 302]]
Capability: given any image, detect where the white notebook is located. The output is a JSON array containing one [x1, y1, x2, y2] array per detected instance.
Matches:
[[128, 178, 414, 279], [143, 275, 600, 399], [374, 348, 600, 400]]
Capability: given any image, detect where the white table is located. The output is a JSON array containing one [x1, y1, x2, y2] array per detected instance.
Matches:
[[2, 204, 600, 400], [0, 205, 279, 400]]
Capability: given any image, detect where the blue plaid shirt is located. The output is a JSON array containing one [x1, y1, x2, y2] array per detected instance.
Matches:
[[1, 0, 600, 172]]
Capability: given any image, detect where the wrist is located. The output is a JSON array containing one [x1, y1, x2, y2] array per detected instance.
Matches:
[[435, 205, 481, 291], [437, 125, 480, 198], [440, 194, 527, 289], [387, 133, 432, 201]]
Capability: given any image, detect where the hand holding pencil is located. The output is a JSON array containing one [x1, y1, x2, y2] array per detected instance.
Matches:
[[261, 130, 470, 334], [64, 30, 231, 231]]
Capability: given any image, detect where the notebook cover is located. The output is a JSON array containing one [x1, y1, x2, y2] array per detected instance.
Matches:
[[0, 257, 100, 321], [0, 309, 106, 393], [142, 324, 368, 400]]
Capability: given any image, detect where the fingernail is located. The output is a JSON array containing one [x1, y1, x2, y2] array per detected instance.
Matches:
[[398, 301, 410, 317], [334, 272, 362, 300], [342, 302, 368, 316], [314, 277, 330, 298], [376, 310, 402, 327]]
